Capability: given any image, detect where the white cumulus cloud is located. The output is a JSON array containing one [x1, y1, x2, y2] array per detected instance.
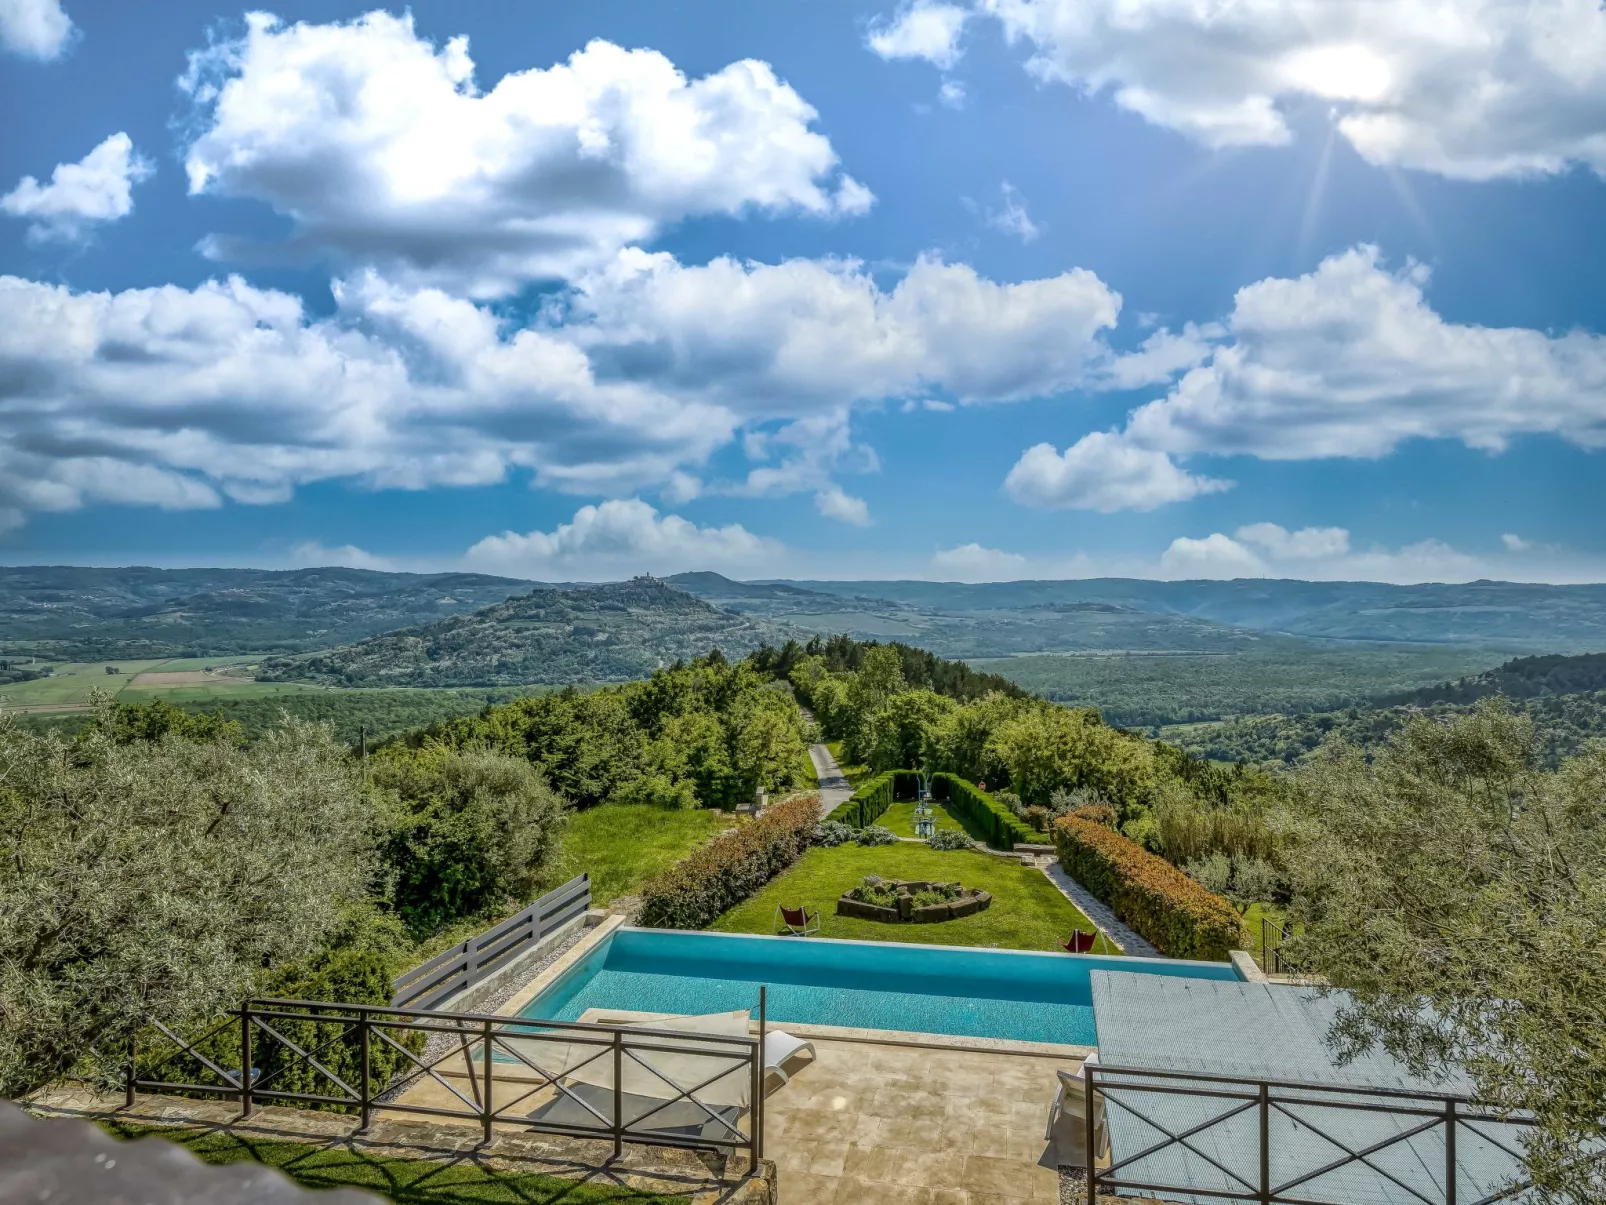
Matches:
[[179, 11, 871, 297], [0, 0, 73, 60], [289, 541, 394, 571], [974, 0, 1606, 179], [815, 487, 871, 526], [867, 1, 971, 70], [463, 499, 782, 579], [1, 133, 152, 242], [1004, 431, 1232, 512], [1159, 524, 1486, 583], [1010, 245, 1606, 511], [571, 248, 1122, 414], [1502, 533, 1534, 552], [931, 542, 1029, 580]]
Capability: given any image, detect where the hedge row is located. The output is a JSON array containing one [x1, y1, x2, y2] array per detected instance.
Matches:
[[933, 773, 1040, 851], [823, 771, 917, 828], [1053, 814, 1244, 960], [637, 794, 821, 929]]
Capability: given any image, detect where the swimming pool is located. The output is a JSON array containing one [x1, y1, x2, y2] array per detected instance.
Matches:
[[518, 928, 1243, 1046]]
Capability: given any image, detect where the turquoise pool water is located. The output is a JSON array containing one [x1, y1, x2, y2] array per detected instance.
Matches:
[[519, 928, 1242, 1046]]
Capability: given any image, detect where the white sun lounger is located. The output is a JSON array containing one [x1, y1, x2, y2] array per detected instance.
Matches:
[[763, 1029, 817, 1086]]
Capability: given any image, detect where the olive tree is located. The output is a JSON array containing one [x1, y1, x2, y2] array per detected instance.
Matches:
[[0, 706, 374, 1099], [1285, 703, 1606, 1203]]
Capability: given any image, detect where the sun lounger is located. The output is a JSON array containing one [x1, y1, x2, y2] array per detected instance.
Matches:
[[763, 1029, 817, 1086], [1045, 1051, 1108, 1157]]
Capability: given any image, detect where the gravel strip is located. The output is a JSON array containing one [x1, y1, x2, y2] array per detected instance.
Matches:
[[375, 927, 586, 1104]]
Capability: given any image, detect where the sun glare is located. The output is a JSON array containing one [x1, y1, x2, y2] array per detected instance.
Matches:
[[1281, 43, 1393, 103]]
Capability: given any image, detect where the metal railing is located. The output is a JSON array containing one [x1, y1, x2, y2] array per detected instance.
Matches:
[[1082, 1063, 1535, 1205], [391, 874, 591, 1009], [1259, 916, 1300, 977], [127, 989, 767, 1167]]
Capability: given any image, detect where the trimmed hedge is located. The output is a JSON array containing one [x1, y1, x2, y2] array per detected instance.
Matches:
[[824, 771, 920, 828], [1053, 814, 1245, 960], [1070, 804, 1118, 828], [637, 794, 821, 929], [933, 773, 1041, 851]]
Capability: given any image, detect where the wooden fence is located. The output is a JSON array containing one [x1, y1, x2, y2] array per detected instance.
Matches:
[[390, 874, 591, 1010]]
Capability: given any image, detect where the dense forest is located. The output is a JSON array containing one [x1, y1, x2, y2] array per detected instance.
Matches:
[[381, 651, 813, 811]]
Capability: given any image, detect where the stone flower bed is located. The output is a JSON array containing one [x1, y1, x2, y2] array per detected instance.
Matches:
[[835, 876, 992, 923]]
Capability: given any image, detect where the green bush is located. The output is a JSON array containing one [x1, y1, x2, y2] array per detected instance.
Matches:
[[371, 746, 566, 938], [1054, 814, 1244, 960], [856, 824, 898, 847], [825, 771, 896, 827], [637, 794, 821, 929], [934, 773, 1040, 850], [254, 948, 425, 1111]]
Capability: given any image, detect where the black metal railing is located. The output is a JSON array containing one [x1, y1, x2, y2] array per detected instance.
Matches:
[[128, 989, 767, 1167], [391, 874, 591, 1009], [1259, 916, 1301, 977], [1082, 1063, 1534, 1205]]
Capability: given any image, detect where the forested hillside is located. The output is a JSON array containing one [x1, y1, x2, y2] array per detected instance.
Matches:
[[0, 566, 534, 658], [1380, 651, 1606, 705], [260, 577, 788, 687], [1173, 651, 1606, 768], [383, 652, 812, 810]]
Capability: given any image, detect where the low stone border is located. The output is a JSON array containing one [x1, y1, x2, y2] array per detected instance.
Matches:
[[835, 879, 992, 923]]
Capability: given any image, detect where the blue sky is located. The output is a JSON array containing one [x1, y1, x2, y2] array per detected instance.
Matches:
[[3, 0, 1606, 583]]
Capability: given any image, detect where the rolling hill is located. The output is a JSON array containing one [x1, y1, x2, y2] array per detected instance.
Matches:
[[0, 566, 538, 658], [257, 577, 790, 687]]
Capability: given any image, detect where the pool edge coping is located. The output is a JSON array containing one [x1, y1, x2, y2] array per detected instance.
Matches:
[[496, 912, 625, 1019]]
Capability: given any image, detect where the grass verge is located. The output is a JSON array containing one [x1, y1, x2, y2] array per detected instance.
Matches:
[[556, 804, 729, 906], [824, 741, 868, 788], [99, 1121, 688, 1203], [710, 843, 1117, 954]]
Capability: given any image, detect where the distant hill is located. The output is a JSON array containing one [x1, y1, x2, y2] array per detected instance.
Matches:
[[753, 578, 1606, 650], [0, 566, 538, 658], [1379, 652, 1606, 706], [258, 577, 789, 687]]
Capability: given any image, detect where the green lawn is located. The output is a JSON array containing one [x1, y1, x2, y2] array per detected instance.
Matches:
[[557, 804, 729, 906], [1243, 901, 1293, 969], [711, 843, 1118, 954], [880, 800, 987, 842], [825, 741, 869, 788], [100, 1122, 687, 1203]]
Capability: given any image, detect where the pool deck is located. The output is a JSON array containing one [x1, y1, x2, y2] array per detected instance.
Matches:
[[766, 1036, 1083, 1204], [460, 915, 1134, 1202]]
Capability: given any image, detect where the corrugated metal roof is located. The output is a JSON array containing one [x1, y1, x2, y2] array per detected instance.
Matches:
[[1087, 971, 1532, 1205]]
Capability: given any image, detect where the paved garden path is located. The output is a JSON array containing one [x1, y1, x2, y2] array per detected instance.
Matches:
[[808, 741, 854, 818], [1027, 855, 1162, 958]]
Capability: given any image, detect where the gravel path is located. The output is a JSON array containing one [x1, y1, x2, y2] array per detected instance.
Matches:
[[376, 927, 586, 1103], [808, 742, 853, 818], [1035, 857, 1161, 958]]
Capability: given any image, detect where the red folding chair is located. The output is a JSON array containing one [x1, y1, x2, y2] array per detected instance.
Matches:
[[776, 904, 821, 936], [1059, 930, 1097, 954]]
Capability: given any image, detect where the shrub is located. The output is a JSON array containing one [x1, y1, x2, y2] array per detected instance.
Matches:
[[928, 827, 973, 851], [848, 878, 898, 907], [824, 771, 896, 827], [814, 820, 856, 847], [856, 824, 898, 847], [256, 947, 425, 1110], [933, 773, 1040, 850], [1054, 814, 1245, 960], [371, 746, 566, 938], [637, 794, 820, 929], [1070, 803, 1118, 828]]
